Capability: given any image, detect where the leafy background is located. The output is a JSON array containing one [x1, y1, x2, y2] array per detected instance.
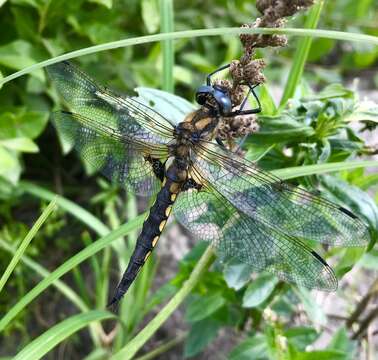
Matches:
[[0, 0, 377, 359]]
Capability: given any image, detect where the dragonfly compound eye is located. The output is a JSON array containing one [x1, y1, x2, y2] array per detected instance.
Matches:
[[195, 85, 214, 105]]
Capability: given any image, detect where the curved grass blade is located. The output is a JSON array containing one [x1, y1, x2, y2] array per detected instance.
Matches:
[[0, 197, 57, 293], [110, 246, 215, 360], [13, 311, 115, 360], [272, 160, 378, 180], [160, 0, 174, 93], [279, 0, 324, 109], [0, 28, 376, 86], [0, 215, 144, 332], [19, 181, 109, 236]]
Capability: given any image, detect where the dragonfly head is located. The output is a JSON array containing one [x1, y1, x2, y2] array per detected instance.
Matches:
[[195, 85, 232, 116]]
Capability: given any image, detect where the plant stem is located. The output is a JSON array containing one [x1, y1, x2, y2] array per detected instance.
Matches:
[[160, 0, 174, 93], [134, 332, 187, 360], [347, 278, 378, 328], [110, 246, 215, 360]]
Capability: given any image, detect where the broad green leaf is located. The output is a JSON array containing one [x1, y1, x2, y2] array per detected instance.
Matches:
[[135, 86, 195, 124], [0, 109, 49, 140], [185, 292, 225, 323], [285, 327, 319, 351], [322, 176, 378, 238], [0, 146, 21, 184], [334, 247, 365, 278], [248, 114, 315, 145], [13, 311, 115, 360], [259, 84, 277, 116], [358, 249, 378, 270], [294, 287, 326, 325], [328, 327, 356, 358], [242, 273, 278, 308], [141, 0, 159, 33], [223, 262, 252, 291], [0, 138, 38, 153], [228, 335, 268, 360], [302, 83, 354, 101], [184, 319, 220, 357], [0, 40, 44, 80], [88, 0, 112, 8]]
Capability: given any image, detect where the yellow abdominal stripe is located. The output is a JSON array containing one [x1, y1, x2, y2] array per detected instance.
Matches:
[[159, 220, 167, 232]]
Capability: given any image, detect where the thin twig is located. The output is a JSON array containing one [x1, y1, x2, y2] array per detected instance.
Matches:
[[347, 278, 378, 328]]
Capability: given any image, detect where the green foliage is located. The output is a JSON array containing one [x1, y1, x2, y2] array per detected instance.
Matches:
[[0, 0, 377, 359]]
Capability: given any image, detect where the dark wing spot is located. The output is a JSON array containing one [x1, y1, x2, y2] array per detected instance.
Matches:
[[339, 206, 358, 219], [311, 250, 329, 267]]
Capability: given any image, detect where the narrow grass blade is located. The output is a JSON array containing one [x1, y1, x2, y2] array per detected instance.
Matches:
[[160, 0, 174, 92], [0, 215, 145, 332], [279, 0, 324, 110], [110, 246, 215, 360], [0, 28, 376, 86], [19, 181, 109, 236], [13, 311, 115, 360], [272, 160, 378, 180], [0, 197, 57, 293]]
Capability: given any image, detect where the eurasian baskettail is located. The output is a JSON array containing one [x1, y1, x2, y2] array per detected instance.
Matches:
[[47, 61, 369, 307]]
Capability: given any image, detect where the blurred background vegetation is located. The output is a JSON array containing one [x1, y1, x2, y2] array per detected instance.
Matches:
[[0, 0, 377, 359]]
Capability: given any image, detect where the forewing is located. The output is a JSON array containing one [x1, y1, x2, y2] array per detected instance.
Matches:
[[47, 61, 175, 146], [174, 183, 337, 290], [53, 111, 166, 195], [192, 142, 369, 247]]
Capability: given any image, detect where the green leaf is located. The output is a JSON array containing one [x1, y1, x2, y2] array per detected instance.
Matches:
[[13, 311, 115, 360], [223, 262, 252, 291], [328, 327, 356, 358], [228, 335, 268, 360], [87, 0, 112, 8], [0, 138, 38, 153], [0, 40, 44, 80], [334, 248, 366, 278], [293, 287, 326, 325], [185, 292, 225, 323], [141, 0, 159, 33], [0, 109, 49, 140], [184, 319, 220, 358], [242, 273, 278, 308], [285, 327, 318, 351], [358, 249, 378, 270], [248, 114, 315, 145], [135, 87, 195, 125], [0, 146, 21, 184], [321, 176, 378, 236], [302, 83, 354, 101]]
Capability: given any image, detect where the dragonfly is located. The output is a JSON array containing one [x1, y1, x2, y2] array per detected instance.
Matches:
[[47, 61, 369, 307]]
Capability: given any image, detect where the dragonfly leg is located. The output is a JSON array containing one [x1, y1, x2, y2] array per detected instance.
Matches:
[[232, 83, 262, 116], [145, 156, 165, 182], [206, 63, 231, 86]]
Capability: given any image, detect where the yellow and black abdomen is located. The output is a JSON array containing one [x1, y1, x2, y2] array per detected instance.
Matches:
[[108, 170, 183, 306]]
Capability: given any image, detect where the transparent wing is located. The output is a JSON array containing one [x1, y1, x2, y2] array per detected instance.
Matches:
[[53, 111, 167, 195], [174, 182, 337, 290], [47, 61, 175, 145], [191, 141, 369, 247], [48, 61, 176, 195]]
